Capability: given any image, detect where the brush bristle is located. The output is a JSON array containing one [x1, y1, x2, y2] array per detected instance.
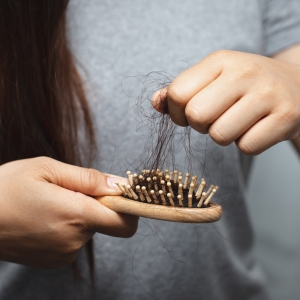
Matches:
[[115, 170, 218, 208]]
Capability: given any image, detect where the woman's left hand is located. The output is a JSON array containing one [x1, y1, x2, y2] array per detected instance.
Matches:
[[152, 50, 300, 155]]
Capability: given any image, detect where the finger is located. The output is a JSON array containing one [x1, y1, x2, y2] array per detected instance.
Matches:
[[40, 180, 138, 238], [208, 94, 271, 145], [185, 74, 245, 133], [38, 158, 128, 197], [235, 114, 289, 155], [166, 52, 225, 126], [84, 197, 139, 238]]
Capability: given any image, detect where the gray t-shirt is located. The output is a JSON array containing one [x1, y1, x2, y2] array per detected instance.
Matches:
[[1, 0, 300, 299]]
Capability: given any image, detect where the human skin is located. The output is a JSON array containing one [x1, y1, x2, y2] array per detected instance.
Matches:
[[0, 157, 138, 269], [152, 44, 300, 156], [1, 45, 299, 270]]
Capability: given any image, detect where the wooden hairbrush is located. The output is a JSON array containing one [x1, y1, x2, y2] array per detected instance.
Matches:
[[97, 169, 222, 223]]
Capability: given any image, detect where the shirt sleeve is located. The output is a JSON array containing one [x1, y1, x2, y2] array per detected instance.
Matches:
[[263, 0, 300, 56]]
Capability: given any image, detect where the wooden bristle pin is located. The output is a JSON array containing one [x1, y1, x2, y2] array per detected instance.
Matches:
[[159, 190, 167, 205], [115, 182, 126, 196], [197, 192, 207, 208], [153, 176, 159, 195], [188, 183, 195, 195], [192, 175, 198, 187], [164, 169, 169, 177], [160, 180, 167, 195], [142, 186, 152, 203], [204, 186, 219, 206], [165, 175, 170, 183], [158, 172, 163, 181], [136, 185, 145, 201], [178, 175, 183, 185], [178, 183, 183, 198], [133, 173, 138, 185], [177, 194, 183, 207], [127, 184, 138, 200], [179, 172, 182, 177], [205, 184, 215, 196], [147, 177, 152, 191], [167, 181, 174, 198], [126, 171, 133, 185], [123, 184, 133, 198], [121, 184, 128, 196], [150, 190, 159, 204], [188, 194, 193, 208], [167, 193, 175, 206], [183, 173, 190, 189], [169, 172, 173, 181], [139, 175, 144, 182], [174, 170, 178, 183], [196, 180, 206, 199]]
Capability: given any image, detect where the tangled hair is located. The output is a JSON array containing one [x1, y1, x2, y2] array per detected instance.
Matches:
[[117, 70, 237, 212], [125, 71, 205, 177]]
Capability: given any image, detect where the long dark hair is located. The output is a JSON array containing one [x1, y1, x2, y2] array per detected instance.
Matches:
[[0, 0, 95, 166], [0, 0, 96, 277]]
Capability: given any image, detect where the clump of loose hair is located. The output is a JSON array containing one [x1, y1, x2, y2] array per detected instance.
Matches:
[[118, 71, 238, 211]]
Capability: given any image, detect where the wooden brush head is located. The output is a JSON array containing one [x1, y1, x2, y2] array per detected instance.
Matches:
[[97, 169, 222, 223]]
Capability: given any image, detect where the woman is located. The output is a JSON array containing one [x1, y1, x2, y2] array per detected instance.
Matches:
[[1, 0, 300, 299]]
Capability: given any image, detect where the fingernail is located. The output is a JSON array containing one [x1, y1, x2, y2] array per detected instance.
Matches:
[[107, 176, 128, 189]]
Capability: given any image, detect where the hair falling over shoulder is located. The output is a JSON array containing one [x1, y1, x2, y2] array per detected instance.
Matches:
[[0, 0, 95, 280]]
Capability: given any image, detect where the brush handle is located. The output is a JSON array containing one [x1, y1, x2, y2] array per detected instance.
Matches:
[[96, 195, 222, 223]]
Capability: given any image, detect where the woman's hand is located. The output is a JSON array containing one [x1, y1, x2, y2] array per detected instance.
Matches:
[[0, 157, 138, 268], [153, 50, 300, 155]]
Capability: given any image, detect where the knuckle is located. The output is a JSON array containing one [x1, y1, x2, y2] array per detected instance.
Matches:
[[83, 168, 101, 193], [277, 104, 297, 125], [41, 248, 79, 270], [60, 240, 82, 256], [260, 81, 276, 99], [185, 105, 212, 126], [169, 112, 188, 127], [237, 139, 259, 155], [239, 60, 262, 79], [34, 157, 57, 180], [208, 50, 233, 61], [34, 156, 52, 168], [167, 83, 187, 104], [209, 126, 231, 146]]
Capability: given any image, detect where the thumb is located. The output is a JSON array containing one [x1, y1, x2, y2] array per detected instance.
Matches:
[[38, 157, 128, 196]]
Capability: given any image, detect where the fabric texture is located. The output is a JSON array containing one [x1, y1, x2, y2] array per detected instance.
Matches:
[[1, 0, 300, 299]]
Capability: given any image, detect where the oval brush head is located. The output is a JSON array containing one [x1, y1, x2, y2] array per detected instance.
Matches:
[[97, 169, 222, 223]]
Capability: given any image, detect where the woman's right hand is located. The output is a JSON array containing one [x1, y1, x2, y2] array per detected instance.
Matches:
[[0, 157, 138, 269]]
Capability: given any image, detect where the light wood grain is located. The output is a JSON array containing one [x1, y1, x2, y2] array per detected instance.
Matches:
[[97, 195, 222, 223]]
